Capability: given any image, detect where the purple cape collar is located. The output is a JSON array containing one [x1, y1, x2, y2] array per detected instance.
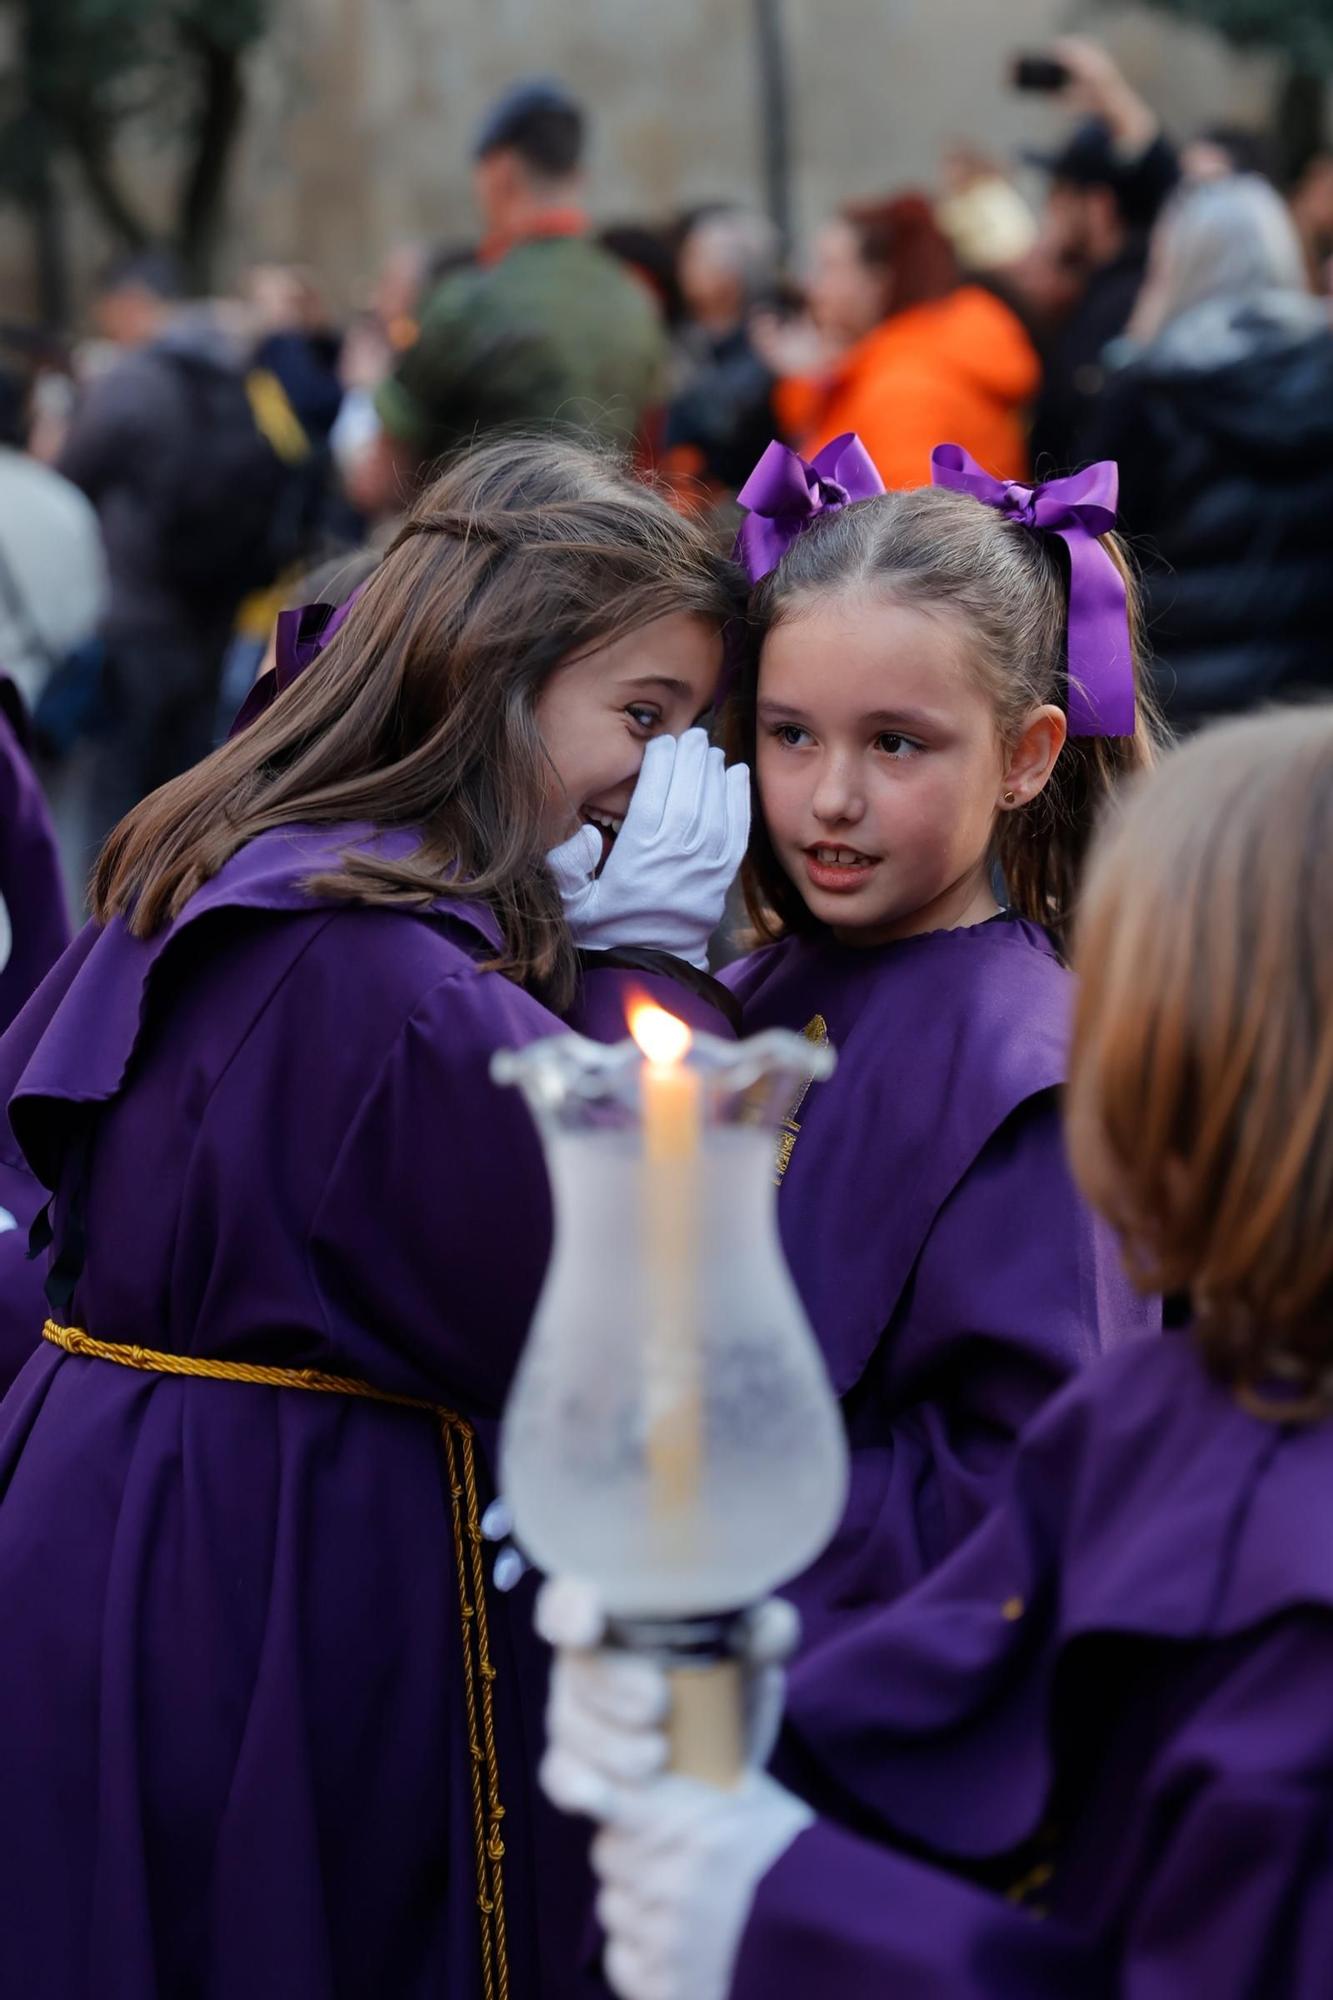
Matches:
[[2, 825, 503, 1185], [724, 920, 1070, 1396], [781, 1330, 1333, 1861], [229, 589, 365, 738]]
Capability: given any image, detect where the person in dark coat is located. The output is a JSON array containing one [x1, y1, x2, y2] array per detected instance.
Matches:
[[59, 263, 297, 844], [1089, 174, 1333, 731], [665, 208, 780, 493], [1022, 39, 1179, 473]]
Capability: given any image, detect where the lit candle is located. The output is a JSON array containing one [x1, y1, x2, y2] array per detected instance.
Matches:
[[628, 1001, 703, 1524]]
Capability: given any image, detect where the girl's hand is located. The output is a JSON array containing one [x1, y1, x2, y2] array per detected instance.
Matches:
[[535, 1577, 809, 2000], [589, 1774, 813, 2000], [535, 1578, 799, 1821], [546, 730, 750, 970]]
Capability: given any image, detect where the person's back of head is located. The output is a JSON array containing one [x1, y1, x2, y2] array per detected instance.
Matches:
[[471, 79, 586, 244], [1181, 125, 1276, 185], [93, 248, 186, 349], [678, 208, 781, 336], [841, 193, 959, 318], [810, 194, 958, 346], [1130, 173, 1312, 346], [598, 222, 682, 325], [1070, 706, 1333, 1403]]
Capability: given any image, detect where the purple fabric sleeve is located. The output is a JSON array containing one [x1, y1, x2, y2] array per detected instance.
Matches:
[[875, 1090, 1150, 1550], [735, 1785, 1333, 1999], [786, 1093, 1155, 1648], [306, 955, 735, 1418], [732, 1821, 1091, 1998]]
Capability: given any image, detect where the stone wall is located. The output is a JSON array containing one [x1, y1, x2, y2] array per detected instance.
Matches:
[[0, 0, 1283, 321]]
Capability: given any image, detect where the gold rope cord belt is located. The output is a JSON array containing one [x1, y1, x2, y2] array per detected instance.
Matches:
[[42, 1320, 509, 2000]]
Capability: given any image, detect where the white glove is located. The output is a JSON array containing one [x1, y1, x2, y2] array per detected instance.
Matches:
[[536, 1577, 800, 1823], [546, 729, 750, 971], [590, 1773, 813, 2000]]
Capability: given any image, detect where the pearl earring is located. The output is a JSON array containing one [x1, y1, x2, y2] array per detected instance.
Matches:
[[1003, 789, 1017, 806]]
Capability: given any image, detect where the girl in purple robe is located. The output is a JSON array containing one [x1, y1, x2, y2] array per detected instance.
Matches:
[[0, 673, 68, 1036], [0, 434, 750, 2000], [0, 672, 71, 1381], [717, 438, 1160, 1647], [543, 702, 1333, 2000]]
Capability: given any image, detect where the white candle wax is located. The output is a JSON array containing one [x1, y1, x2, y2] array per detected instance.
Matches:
[[632, 1006, 703, 1521]]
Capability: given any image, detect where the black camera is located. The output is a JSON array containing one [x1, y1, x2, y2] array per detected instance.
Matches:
[[1011, 54, 1072, 94]]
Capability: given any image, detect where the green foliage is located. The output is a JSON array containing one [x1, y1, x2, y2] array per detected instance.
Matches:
[[1128, 0, 1333, 71], [0, 0, 275, 291], [2, 0, 271, 133]]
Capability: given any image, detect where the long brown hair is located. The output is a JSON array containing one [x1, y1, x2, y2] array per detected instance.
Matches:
[[839, 192, 959, 320], [732, 484, 1159, 954], [1068, 707, 1333, 1400], [93, 433, 745, 1007]]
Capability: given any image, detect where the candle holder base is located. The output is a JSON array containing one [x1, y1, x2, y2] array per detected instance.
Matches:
[[607, 1613, 749, 1791]]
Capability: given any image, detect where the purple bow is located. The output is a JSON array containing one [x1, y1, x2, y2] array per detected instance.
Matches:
[[735, 433, 885, 583], [227, 588, 364, 740], [930, 443, 1135, 738]]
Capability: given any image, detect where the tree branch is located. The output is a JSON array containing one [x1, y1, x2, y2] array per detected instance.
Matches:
[[175, 24, 246, 288], [63, 101, 152, 248]]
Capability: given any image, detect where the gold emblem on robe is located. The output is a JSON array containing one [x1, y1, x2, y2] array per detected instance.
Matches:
[[774, 1014, 829, 1183]]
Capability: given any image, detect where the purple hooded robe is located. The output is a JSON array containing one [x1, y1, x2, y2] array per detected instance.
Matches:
[[0, 676, 69, 1033], [733, 1330, 1333, 1997], [0, 677, 71, 1373], [722, 917, 1158, 1649], [0, 822, 731, 2000]]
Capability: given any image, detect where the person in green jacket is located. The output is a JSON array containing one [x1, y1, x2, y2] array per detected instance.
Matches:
[[373, 80, 667, 481]]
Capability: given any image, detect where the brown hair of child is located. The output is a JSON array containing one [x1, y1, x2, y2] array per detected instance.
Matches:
[[1068, 706, 1333, 1403], [93, 434, 745, 1008]]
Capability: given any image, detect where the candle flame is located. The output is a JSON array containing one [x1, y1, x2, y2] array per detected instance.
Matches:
[[628, 999, 693, 1069]]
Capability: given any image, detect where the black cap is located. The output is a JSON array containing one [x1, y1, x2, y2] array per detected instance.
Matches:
[[1023, 118, 1123, 185], [472, 78, 584, 168], [1023, 118, 1179, 229]]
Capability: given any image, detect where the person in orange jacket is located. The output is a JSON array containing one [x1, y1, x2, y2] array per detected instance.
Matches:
[[756, 193, 1039, 489]]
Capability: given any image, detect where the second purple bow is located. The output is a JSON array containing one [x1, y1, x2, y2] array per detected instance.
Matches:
[[931, 443, 1135, 738], [735, 434, 885, 584], [228, 588, 365, 740]]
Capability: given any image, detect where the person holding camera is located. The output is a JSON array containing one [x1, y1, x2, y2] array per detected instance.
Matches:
[[1018, 38, 1179, 472]]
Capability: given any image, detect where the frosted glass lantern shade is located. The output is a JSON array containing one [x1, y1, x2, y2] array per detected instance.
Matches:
[[492, 1026, 848, 1620]]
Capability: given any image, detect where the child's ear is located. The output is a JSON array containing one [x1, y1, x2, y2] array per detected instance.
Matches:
[[999, 705, 1067, 812]]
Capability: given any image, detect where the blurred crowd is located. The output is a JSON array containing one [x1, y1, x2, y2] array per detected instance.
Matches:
[[4, 38, 1333, 915]]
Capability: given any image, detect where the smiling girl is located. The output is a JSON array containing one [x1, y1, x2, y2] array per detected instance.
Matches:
[[0, 435, 746, 2000], [722, 440, 1161, 1651]]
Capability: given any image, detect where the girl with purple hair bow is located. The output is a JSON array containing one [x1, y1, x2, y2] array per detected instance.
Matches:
[[700, 432, 1162, 1655], [539, 436, 1163, 1946]]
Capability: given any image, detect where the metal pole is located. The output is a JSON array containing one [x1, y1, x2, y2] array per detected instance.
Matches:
[[753, 0, 794, 257]]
